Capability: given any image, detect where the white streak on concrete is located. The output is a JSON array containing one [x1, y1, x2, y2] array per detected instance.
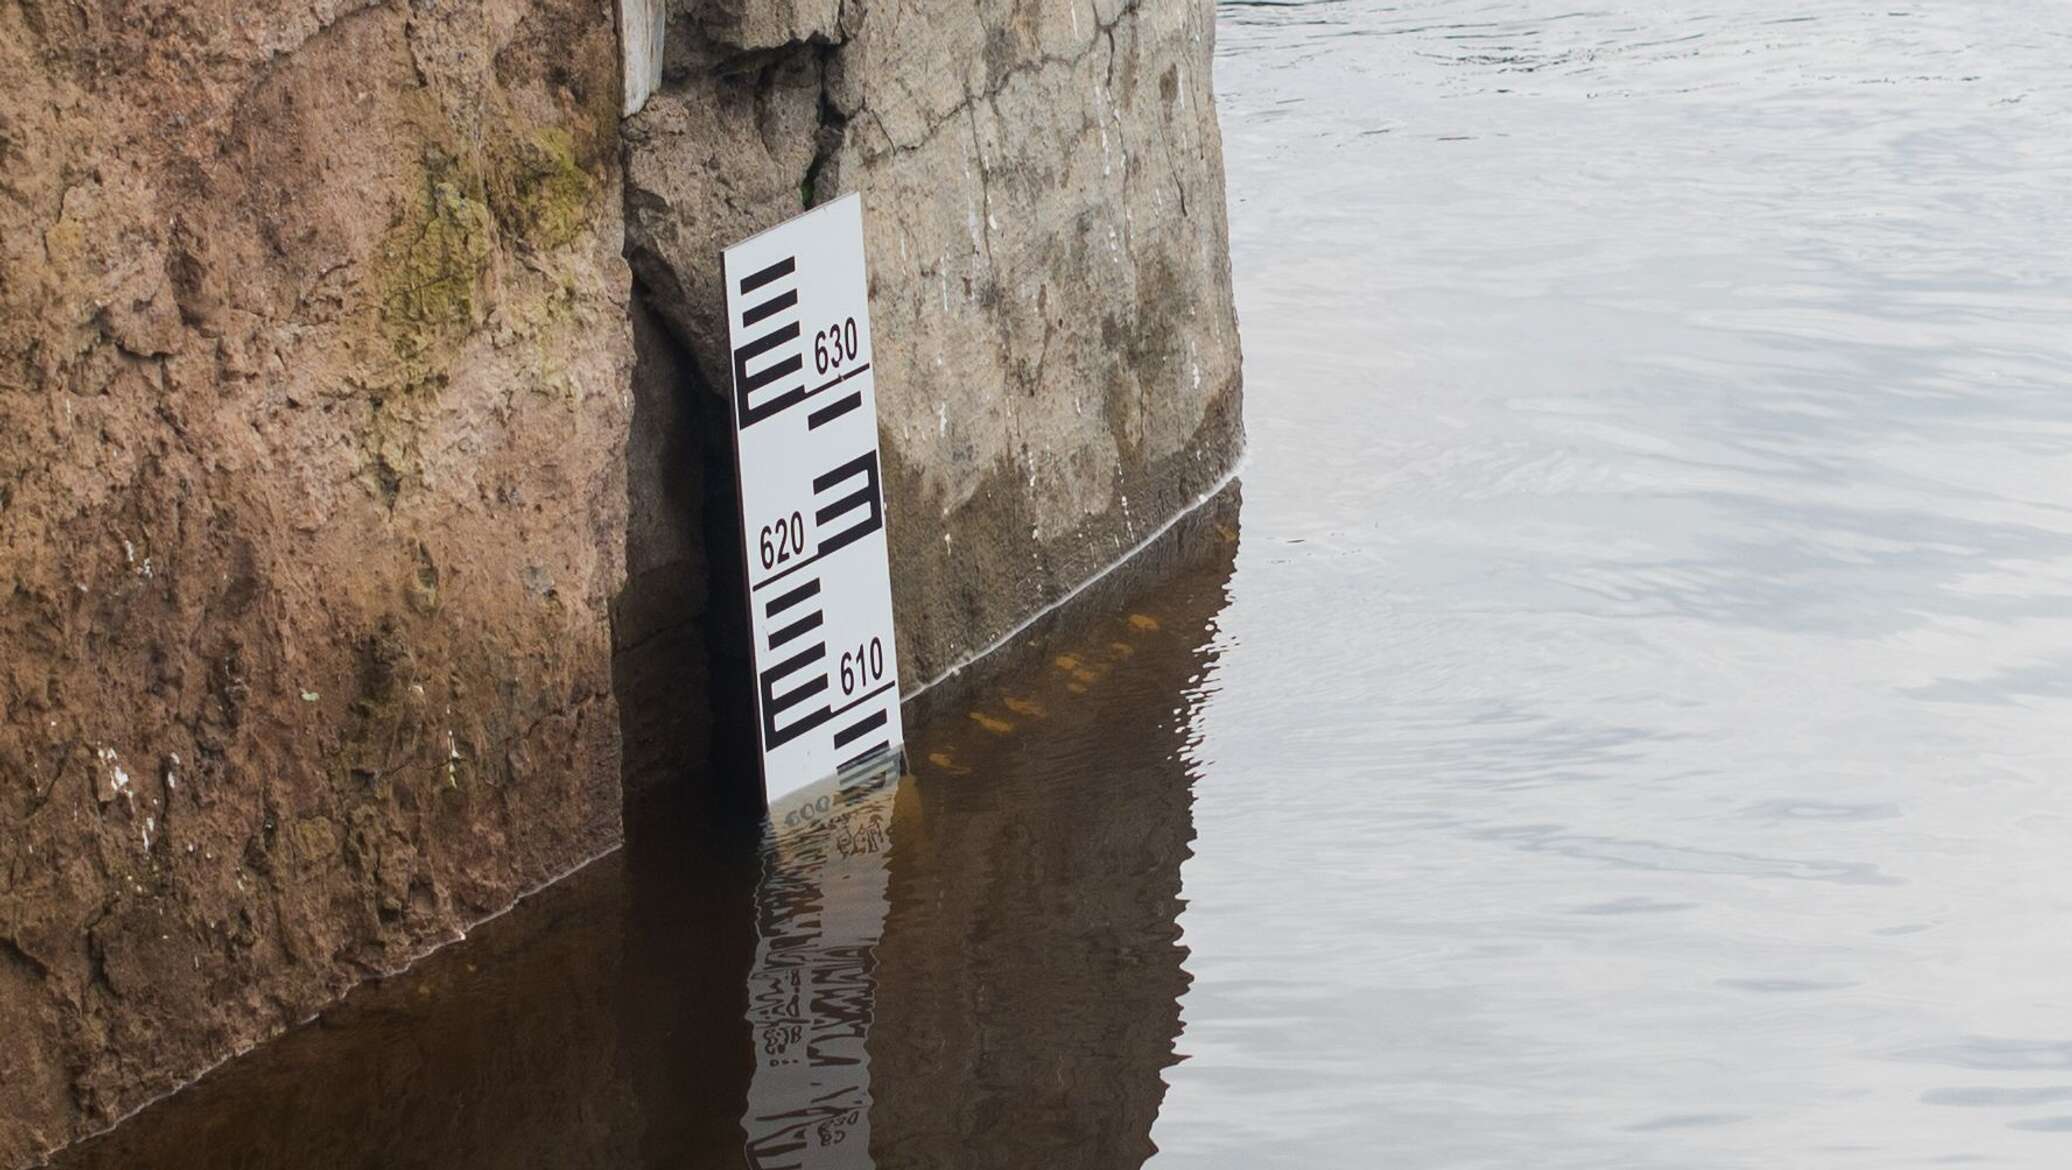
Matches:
[[904, 455, 1248, 699], [620, 0, 665, 117]]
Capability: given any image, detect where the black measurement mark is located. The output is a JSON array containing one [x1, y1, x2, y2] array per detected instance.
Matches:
[[831, 708, 887, 750], [732, 256, 806, 428], [839, 741, 893, 773], [728, 221, 901, 784], [812, 451, 884, 558], [803, 364, 872, 429], [755, 565, 893, 754], [759, 641, 833, 751], [751, 449, 887, 593], [755, 552, 820, 593], [768, 609, 823, 649], [807, 391, 862, 429], [762, 566, 832, 747], [731, 254, 875, 432], [805, 362, 872, 399], [733, 326, 806, 427], [742, 288, 797, 327], [828, 679, 896, 721], [765, 578, 821, 617], [738, 256, 795, 294]]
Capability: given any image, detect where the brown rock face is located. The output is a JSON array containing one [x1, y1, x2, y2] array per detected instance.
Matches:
[[0, 0, 632, 1162], [2, 0, 1244, 1158], [623, 0, 1246, 693], [27, 482, 1238, 1170]]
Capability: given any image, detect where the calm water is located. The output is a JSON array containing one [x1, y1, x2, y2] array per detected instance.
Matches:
[[53, 2, 2072, 1167], [1188, 2, 2072, 1164]]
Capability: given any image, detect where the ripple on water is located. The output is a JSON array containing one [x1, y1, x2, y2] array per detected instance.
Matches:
[[1161, 0, 2072, 1165]]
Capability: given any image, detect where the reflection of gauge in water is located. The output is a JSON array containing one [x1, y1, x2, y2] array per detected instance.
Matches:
[[741, 761, 900, 1169]]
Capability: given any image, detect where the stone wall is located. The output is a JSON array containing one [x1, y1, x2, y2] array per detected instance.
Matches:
[[35, 482, 1240, 1170], [0, 1, 632, 1162], [622, 0, 1244, 692], [0, 0, 1242, 1158]]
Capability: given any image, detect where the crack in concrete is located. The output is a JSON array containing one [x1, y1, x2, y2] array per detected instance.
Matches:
[[844, 0, 1145, 162], [801, 44, 848, 208]]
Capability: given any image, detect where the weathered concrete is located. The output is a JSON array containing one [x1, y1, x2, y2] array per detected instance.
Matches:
[[620, 0, 669, 115], [1, 0, 1243, 1158], [0, 1, 632, 1163], [623, 0, 1245, 692]]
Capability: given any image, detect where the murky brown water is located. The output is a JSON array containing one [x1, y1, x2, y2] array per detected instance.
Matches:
[[48, 494, 1238, 1170], [51, 1, 2072, 1166]]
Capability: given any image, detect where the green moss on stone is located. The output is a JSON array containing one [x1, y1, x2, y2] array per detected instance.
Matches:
[[489, 128, 595, 252], [378, 170, 496, 376]]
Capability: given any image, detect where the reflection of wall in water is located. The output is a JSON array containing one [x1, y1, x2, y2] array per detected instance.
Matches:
[[866, 495, 1239, 1170], [43, 791, 770, 1170], [42, 853, 652, 1170], [38, 488, 1238, 1170]]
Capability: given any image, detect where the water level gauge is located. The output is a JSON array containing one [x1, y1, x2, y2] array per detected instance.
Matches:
[[722, 194, 904, 805]]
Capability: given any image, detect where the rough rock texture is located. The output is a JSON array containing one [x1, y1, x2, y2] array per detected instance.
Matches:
[[623, 0, 1245, 690], [36, 483, 1238, 1170], [0, 0, 632, 1163], [612, 302, 699, 803], [3, 0, 1245, 1156]]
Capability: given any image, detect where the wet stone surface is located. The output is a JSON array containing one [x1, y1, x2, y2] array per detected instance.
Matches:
[[46, 491, 1240, 1170]]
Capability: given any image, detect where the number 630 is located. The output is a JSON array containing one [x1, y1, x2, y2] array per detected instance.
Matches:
[[815, 317, 860, 375]]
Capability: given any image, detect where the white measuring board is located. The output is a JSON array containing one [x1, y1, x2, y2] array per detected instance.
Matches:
[[722, 194, 904, 806]]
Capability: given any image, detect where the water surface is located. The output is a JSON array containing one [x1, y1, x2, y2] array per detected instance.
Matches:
[[51, 1, 2072, 1166], [1170, 1, 2072, 1164]]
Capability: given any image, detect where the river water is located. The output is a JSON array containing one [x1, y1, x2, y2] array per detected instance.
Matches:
[[1187, 2, 2072, 1164], [52, 2, 2072, 1168]]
